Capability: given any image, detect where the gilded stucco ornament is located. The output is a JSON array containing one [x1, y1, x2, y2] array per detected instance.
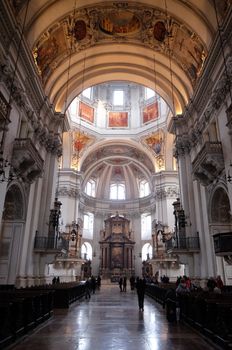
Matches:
[[32, 2, 207, 86], [71, 130, 94, 169]]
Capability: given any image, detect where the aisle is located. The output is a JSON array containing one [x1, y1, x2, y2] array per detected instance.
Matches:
[[9, 284, 219, 350]]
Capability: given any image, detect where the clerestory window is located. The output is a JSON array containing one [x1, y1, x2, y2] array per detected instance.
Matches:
[[110, 183, 125, 200], [141, 213, 151, 240], [139, 180, 150, 197], [145, 87, 155, 100], [85, 179, 96, 197], [113, 90, 124, 106], [82, 87, 92, 100], [83, 212, 94, 239]]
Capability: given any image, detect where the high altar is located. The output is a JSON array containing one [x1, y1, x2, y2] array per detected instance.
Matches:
[[99, 214, 135, 281]]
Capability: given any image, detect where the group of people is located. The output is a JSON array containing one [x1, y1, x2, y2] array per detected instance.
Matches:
[[52, 276, 60, 284], [206, 275, 224, 293], [119, 276, 128, 292], [85, 275, 101, 299], [164, 274, 225, 322], [119, 275, 146, 311]]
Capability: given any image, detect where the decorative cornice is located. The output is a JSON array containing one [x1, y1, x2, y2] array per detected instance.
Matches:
[[0, 2, 64, 155], [155, 186, 179, 199], [193, 5, 232, 115], [0, 58, 63, 155], [57, 186, 80, 198], [181, 55, 232, 149]]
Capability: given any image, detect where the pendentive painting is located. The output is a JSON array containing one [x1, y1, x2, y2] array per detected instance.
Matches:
[[79, 101, 94, 124], [108, 112, 128, 128], [143, 102, 159, 124]]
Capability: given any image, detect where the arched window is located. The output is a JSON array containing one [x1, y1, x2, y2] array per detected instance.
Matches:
[[82, 87, 92, 100], [145, 87, 155, 100], [69, 97, 78, 116], [139, 180, 150, 197], [85, 179, 96, 197], [83, 213, 94, 239], [113, 90, 124, 106], [110, 183, 125, 200], [81, 242, 92, 260], [142, 243, 152, 261], [141, 213, 151, 240]]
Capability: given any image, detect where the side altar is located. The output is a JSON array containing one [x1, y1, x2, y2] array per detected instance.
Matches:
[[99, 214, 135, 281]]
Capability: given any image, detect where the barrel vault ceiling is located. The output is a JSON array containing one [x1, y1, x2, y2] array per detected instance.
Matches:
[[10, 0, 231, 189], [14, 0, 230, 113]]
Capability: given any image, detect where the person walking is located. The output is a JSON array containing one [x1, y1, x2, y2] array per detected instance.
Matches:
[[91, 275, 96, 294], [123, 276, 127, 292], [97, 275, 101, 290], [119, 277, 123, 292], [130, 275, 135, 291], [85, 278, 91, 300], [136, 278, 146, 311]]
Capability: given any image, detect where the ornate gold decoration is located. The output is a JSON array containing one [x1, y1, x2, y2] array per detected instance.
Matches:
[[71, 130, 92, 169], [32, 2, 209, 86]]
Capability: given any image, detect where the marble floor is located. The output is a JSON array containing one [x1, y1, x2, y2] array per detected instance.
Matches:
[[9, 284, 221, 350]]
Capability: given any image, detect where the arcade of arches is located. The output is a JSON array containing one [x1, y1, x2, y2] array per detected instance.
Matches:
[[0, 0, 232, 289]]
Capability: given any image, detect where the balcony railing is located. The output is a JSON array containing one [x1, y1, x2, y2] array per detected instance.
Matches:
[[166, 236, 200, 253], [34, 236, 69, 252]]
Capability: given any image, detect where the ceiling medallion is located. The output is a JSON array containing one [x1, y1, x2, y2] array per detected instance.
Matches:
[[99, 10, 141, 36]]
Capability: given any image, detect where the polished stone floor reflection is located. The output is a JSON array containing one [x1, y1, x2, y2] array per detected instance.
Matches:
[[10, 284, 220, 350]]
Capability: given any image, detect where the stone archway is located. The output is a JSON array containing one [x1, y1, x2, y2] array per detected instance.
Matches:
[[81, 241, 93, 260], [0, 184, 25, 285]]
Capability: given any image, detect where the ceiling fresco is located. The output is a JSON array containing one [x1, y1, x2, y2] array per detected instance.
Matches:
[[32, 2, 208, 87], [81, 144, 154, 173], [142, 131, 164, 156]]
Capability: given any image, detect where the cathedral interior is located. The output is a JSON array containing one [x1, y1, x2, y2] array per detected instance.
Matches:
[[0, 0, 232, 348]]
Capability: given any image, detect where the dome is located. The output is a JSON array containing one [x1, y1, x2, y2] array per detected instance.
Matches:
[[66, 81, 173, 202]]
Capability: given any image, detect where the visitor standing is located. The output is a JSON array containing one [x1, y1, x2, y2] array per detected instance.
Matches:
[[130, 275, 135, 290], [119, 277, 123, 292], [136, 278, 146, 311], [123, 276, 127, 292]]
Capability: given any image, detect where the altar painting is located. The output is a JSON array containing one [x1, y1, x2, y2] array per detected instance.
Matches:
[[111, 246, 123, 268], [143, 102, 158, 124], [108, 112, 128, 127], [79, 101, 94, 124]]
